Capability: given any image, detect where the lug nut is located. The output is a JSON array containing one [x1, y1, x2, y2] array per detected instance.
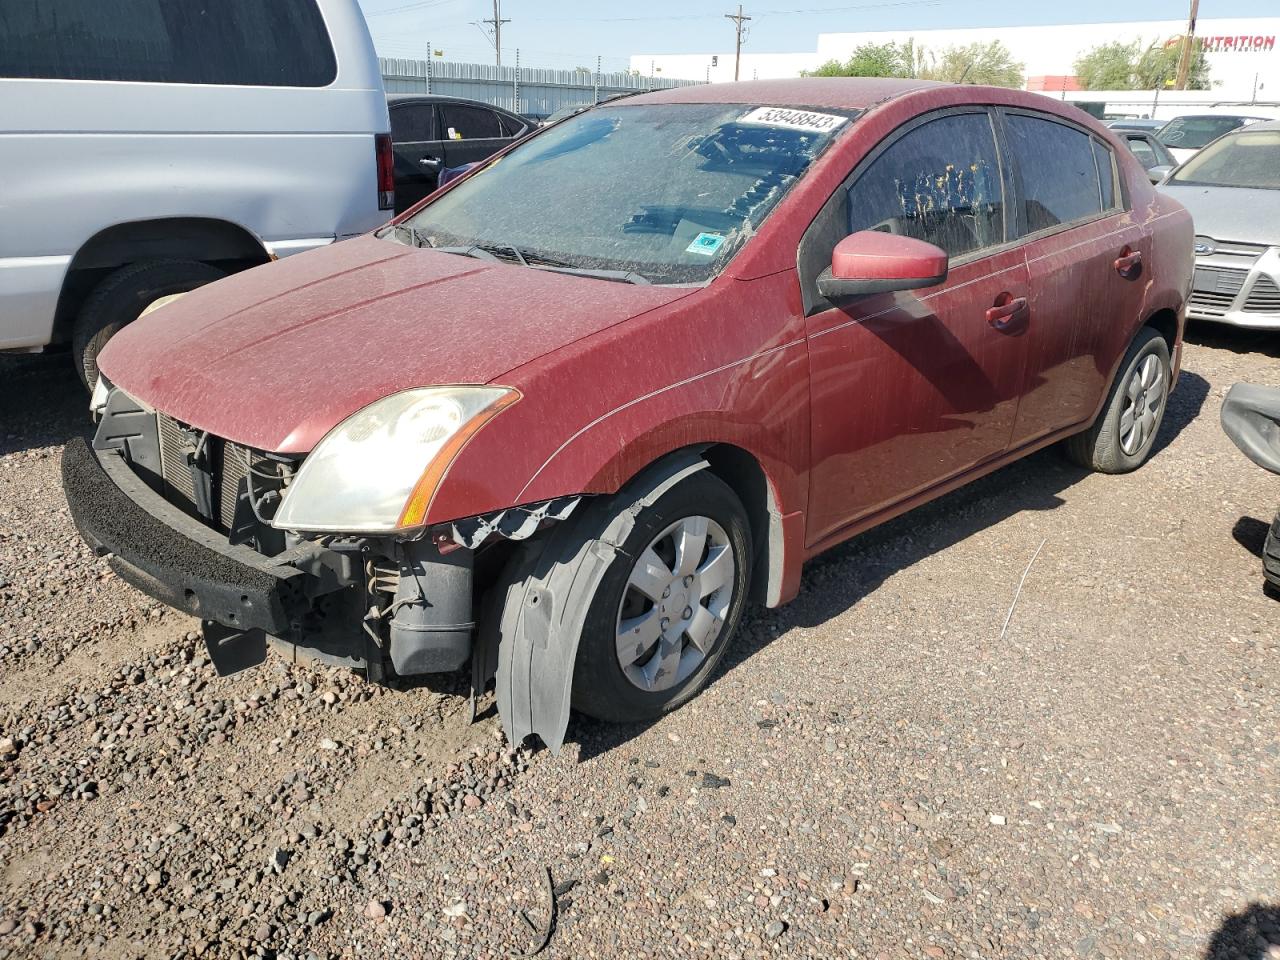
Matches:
[[662, 587, 671, 599], [683, 576, 694, 587], [660, 617, 671, 630], [682, 606, 693, 619]]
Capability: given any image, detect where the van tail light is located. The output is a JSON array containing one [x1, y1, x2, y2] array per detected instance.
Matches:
[[375, 133, 395, 211]]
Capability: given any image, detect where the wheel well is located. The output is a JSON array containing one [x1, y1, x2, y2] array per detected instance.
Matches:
[[1145, 308, 1178, 356], [700, 444, 773, 606], [51, 218, 270, 343]]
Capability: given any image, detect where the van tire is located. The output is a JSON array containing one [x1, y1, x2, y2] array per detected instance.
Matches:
[[72, 260, 226, 389], [1065, 326, 1171, 473]]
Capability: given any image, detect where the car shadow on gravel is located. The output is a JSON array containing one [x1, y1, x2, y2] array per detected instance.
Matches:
[[1185, 324, 1280, 360], [1204, 903, 1280, 959], [0, 354, 91, 456], [570, 370, 1210, 760]]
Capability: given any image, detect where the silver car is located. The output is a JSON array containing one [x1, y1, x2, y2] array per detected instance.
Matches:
[[1159, 120, 1280, 330]]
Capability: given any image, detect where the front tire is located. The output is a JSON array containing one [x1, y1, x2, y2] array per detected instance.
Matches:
[[573, 472, 751, 722], [1065, 327, 1171, 473], [516, 470, 752, 725], [72, 260, 226, 389]]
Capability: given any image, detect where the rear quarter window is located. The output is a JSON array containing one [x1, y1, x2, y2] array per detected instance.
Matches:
[[1005, 113, 1104, 233], [0, 0, 337, 87]]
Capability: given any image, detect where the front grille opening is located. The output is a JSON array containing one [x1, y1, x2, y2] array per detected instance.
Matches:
[[156, 415, 298, 544]]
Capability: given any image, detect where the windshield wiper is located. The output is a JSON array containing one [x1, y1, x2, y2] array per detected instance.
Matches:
[[531, 265, 651, 285], [434, 244, 503, 262], [389, 223, 433, 248], [435, 242, 650, 284]]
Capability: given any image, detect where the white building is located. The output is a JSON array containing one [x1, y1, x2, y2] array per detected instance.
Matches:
[[632, 17, 1280, 107]]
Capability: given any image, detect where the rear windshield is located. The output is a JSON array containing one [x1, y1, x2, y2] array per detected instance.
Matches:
[[401, 103, 854, 284], [0, 0, 336, 87], [1158, 116, 1252, 150], [1169, 129, 1280, 190]]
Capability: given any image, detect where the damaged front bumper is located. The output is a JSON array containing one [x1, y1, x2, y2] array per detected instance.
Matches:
[[61, 436, 473, 678]]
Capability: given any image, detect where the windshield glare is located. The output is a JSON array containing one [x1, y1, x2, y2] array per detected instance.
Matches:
[[402, 103, 853, 284], [1170, 129, 1280, 190], [1158, 115, 1251, 150]]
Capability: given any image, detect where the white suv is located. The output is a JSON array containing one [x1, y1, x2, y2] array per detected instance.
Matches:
[[0, 0, 393, 385]]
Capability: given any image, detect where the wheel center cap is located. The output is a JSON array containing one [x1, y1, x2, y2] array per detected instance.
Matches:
[[666, 588, 689, 615]]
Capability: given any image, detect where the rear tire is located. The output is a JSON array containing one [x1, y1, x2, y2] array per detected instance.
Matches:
[[1065, 327, 1171, 473], [72, 260, 226, 390]]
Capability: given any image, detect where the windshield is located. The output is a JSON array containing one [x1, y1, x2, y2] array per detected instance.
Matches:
[[400, 102, 854, 284], [1159, 116, 1252, 150], [1169, 129, 1280, 189]]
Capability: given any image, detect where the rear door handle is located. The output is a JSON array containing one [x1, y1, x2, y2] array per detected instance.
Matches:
[[419, 156, 442, 169], [1114, 247, 1142, 277], [986, 294, 1028, 329]]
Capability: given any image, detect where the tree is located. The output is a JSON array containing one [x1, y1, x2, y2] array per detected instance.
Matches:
[[916, 40, 1024, 88], [1074, 41, 1142, 90], [1135, 38, 1212, 90], [803, 40, 917, 78]]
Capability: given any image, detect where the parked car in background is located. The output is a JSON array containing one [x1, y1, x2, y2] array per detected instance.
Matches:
[[387, 95, 530, 213], [1113, 129, 1177, 184], [1105, 118, 1165, 132], [64, 78, 1191, 752], [0, 0, 393, 387], [1158, 114, 1266, 164], [1159, 121, 1280, 329]]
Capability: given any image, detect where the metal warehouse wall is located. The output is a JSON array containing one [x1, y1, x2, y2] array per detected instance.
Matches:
[[379, 57, 703, 118]]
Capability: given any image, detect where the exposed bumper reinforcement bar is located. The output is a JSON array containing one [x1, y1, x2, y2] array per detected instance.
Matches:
[[61, 436, 325, 637]]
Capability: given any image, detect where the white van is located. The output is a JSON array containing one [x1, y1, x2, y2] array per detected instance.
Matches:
[[0, 0, 393, 385]]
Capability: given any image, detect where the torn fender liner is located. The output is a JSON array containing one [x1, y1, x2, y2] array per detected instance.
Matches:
[[490, 453, 708, 754]]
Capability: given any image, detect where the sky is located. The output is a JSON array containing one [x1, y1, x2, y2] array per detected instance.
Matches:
[[354, 0, 1280, 72]]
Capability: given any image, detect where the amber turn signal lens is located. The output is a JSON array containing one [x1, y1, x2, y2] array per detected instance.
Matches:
[[396, 391, 520, 529]]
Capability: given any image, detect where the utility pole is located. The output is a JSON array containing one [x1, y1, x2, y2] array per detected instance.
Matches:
[[724, 5, 751, 82], [1174, 0, 1199, 91], [483, 0, 510, 67]]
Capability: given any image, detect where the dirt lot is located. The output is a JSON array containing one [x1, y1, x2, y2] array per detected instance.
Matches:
[[1, 330, 1278, 960]]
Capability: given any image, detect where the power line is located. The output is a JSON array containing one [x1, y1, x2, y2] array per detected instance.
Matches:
[[365, 0, 461, 18]]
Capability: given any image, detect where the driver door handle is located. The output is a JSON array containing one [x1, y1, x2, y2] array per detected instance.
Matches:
[[986, 294, 1028, 329], [1114, 247, 1142, 277]]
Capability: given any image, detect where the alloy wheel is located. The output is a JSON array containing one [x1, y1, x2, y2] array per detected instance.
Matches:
[[1119, 353, 1167, 456], [614, 515, 736, 692]]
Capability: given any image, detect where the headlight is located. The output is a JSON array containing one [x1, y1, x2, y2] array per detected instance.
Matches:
[[272, 386, 519, 533]]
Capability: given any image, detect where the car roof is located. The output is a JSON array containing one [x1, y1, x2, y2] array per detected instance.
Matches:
[[626, 77, 942, 110]]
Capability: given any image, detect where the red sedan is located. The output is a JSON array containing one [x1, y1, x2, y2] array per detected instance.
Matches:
[[64, 79, 1193, 752]]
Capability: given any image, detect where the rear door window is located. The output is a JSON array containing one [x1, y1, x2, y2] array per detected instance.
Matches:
[[1125, 135, 1158, 168], [846, 111, 1007, 260], [0, 0, 336, 87], [439, 105, 504, 141], [390, 103, 439, 144], [1005, 114, 1103, 233]]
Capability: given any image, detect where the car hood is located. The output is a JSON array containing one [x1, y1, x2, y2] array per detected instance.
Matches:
[[1157, 183, 1280, 247], [98, 236, 695, 453]]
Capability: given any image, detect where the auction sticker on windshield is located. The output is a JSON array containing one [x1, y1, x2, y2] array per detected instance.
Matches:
[[739, 107, 849, 133], [686, 232, 727, 256]]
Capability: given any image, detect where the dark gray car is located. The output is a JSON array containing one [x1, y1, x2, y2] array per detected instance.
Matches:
[[387, 95, 530, 213]]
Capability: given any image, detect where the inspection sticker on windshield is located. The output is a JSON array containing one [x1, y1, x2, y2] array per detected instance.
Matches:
[[686, 232, 727, 256], [739, 107, 848, 133]]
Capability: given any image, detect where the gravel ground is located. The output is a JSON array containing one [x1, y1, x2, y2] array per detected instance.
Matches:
[[0, 331, 1278, 960]]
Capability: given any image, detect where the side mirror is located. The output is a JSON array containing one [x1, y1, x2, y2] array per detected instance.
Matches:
[[1147, 164, 1174, 185], [817, 231, 948, 303]]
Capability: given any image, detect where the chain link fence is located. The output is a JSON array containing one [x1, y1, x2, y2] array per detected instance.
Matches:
[[379, 57, 703, 119]]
